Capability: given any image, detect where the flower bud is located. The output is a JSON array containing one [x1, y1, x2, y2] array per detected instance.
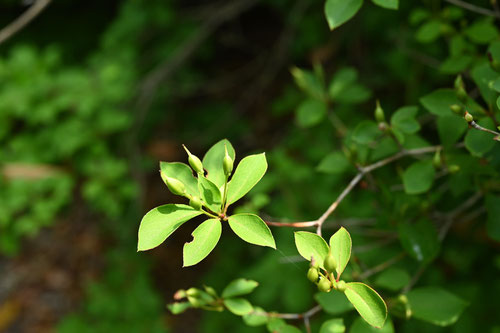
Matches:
[[324, 252, 337, 273], [307, 267, 319, 283], [464, 111, 473, 123], [317, 277, 332, 292], [183, 145, 204, 174], [186, 288, 200, 297], [454, 75, 464, 91], [374, 100, 385, 123], [189, 196, 202, 210], [164, 175, 186, 196], [223, 145, 233, 176], [450, 104, 462, 114], [433, 150, 442, 169], [448, 164, 460, 173], [336, 280, 347, 292]]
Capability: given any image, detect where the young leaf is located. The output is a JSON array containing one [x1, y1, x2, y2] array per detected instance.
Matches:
[[402, 160, 435, 194], [222, 278, 259, 298], [160, 162, 198, 197], [329, 227, 352, 278], [374, 268, 410, 291], [294, 231, 329, 269], [406, 287, 468, 326], [197, 176, 222, 212], [371, 0, 398, 10], [350, 316, 394, 333], [296, 98, 327, 128], [227, 214, 276, 248], [320, 318, 346, 333], [344, 282, 387, 328], [398, 219, 439, 263], [167, 302, 191, 315], [203, 139, 236, 188], [223, 298, 253, 316], [352, 121, 380, 145], [317, 152, 351, 174], [390, 106, 420, 134], [437, 115, 467, 147], [226, 153, 267, 205], [420, 89, 459, 116], [314, 291, 354, 315], [138, 204, 202, 251], [324, 0, 363, 30], [243, 306, 268, 327], [183, 219, 222, 267]]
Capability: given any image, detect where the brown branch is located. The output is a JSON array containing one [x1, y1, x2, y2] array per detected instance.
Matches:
[[467, 119, 500, 139], [444, 0, 500, 18], [0, 0, 52, 45]]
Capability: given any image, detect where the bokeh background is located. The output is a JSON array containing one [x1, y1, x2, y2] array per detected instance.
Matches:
[[1, 0, 500, 332]]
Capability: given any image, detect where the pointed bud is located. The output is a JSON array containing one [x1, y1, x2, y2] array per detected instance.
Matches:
[[450, 104, 462, 115], [183, 145, 204, 174], [307, 267, 319, 283], [464, 111, 473, 123], [336, 280, 347, 292], [223, 145, 233, 176], [163, 175, 186, 196], [448, 164, 460, 173], [433, 150, 442, 169], [454, 75, 464, 91], [324, 252, 337, 273], [374, 100, 385, 123], [317, 277, 332, 292], [189, 196, 202, 210], [186, 288, 200, 297]]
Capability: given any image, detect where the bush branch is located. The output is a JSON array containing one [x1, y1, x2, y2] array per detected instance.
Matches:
[[444, 0, 500, 18]]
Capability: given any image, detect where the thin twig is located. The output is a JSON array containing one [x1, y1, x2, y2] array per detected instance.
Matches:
[[439, 192, 483, 241], [467, 119, 500, 139], [0, 0, 52, 45], [444, 0, 500, 18], [255, 304, 322, 321], [357, 253, 406, 280]]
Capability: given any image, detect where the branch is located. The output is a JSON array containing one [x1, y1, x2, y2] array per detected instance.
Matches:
[[254, 304, 322, 321], [0, 0, 52, 46], [465, 115, 500, 140], [443, 0, 500, 18]]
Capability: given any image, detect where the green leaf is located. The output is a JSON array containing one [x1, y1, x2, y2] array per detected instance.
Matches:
[[296, 99, 327, 127], [198, 176, 222, 212], [464, 19, 498, 44], [420, 89, 459, 116], [352, 121, 380, 145], [371, 0, 398, 10], [223, 298, 253, 316], [160, 162, 198, 197], [279, 325, 303, 333], [344, 282, 387, 328], [294, 231, 329, 269], [335, 84, 372, 104], [486, 195, 500, 241], [437, 115, 467, 147], [470, 62, 498, 105], [390, 106, 420, 134], [243, 307, 268, 326], [374, 268, 410, 291], [415, 20, 441, 43], [329, 67, 358, 98], [317, 152, 351, 174], [439, 55, 473, 74], [349, 317, 394, 333], [167, 302, 191, 315], [137, 204, 202, 251], [398, 219, 439, 263], [222, 278, 259, 298], [320, 318, 346, 333], [315, 291, 354, 315], [329, 227, 352, 278], [406, 287, 468, 326], [182, 219, 221, 267], [402, 160, 435, 194], [226, 153, 267, 205], [203, 139, 236, 188], [465, 118, 496, 156], [291, 67, 325, 100], [324, 0, 363, 30], [228, 213, 276, 248]]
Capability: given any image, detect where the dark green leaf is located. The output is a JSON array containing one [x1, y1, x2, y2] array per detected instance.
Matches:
[[470, 62, 498, 105], [415, 20, 441, 43], [437, 115, 467, 147], [137, 204, 202, 251], [227, 153, 267, 205], [291, 67, 325, 100], [371, 0, 398, 10], [222, 278, 259, 298], [344, 282, 387, 328], [464, 19, 498, 44], [349, 317, 394, 333], [374, 268, 410, 291], [420, 89, 459, 116], [352, 121, 380, 145], [183, 219, 221, 267], [315, 291, 353, 315], [228, 213, 276, 248], [486, 195, 500, 241], [465, 118, 496, 156], [324, 0, 363, 30], [402, 160, 435, 194], [398, 219, 439, 262], [317, 152, 351, 174], [296, 99, 327, 127], [390, 106, 420, 134]]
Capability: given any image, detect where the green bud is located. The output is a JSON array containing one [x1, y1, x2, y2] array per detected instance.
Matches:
[[186, 288, 200, 297], [324, 252, 337, 273], [187, 296, 203, 307], [317, 277, 332, 293], [433, 150, 442, 169], [454, 75, 464, 91], [374, 100, 385, 123], [448, 164, 460, 173], [450, 104, 462, 114], [223, 145, 233, 176], [492, 59, 500, 72], [164, 175, 186, 196], [189, 196, 202, 210], [464, 111, 473, 123], [183, 145, 204, 174], [456, 87, 468, 102], [336, 280, 347, 292], [307, 267, 319, 283]]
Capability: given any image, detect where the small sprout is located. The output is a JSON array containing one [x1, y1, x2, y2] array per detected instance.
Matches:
[[189, 196, 202, 210], [450, 104, 462, 114], [454, 76, 467, 102], [223, 145, 233, 176], [318, 277, 332, 292], [183, 144, 204, 174], [464, 111, 473, 123], [164, 175, 186, 196], [374, 100, 385, 123], [324, 252, 337, 273], [336, 280, 347, 292], [186, 288, 200, 297], [454, 75, 464, 91], [448, 164, 460, 173], [307, 267, 319, 283], [433, 150, 442, 169]]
